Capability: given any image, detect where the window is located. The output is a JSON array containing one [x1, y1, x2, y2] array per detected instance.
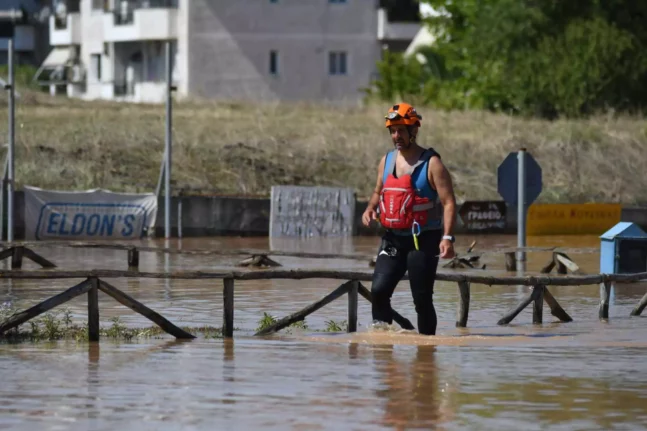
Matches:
[[270, 0, 278, 3], [90, 54, 102, 81], [328, 51, 347, 75], [91, 0, 105, 11], [269, 50, 279, 75], [329, 0, 347, 3]]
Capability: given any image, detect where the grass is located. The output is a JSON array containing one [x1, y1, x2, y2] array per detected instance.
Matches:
[[0, 304, 350, 344], [0, 90, 646, 204], [0, 304, 222, 343], [255, 312, 347, 334]]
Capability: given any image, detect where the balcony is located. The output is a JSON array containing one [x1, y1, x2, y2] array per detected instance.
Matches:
[[103, 0, 178, 42], [377, 8, 421, 42], [49, 13, 82, 46]]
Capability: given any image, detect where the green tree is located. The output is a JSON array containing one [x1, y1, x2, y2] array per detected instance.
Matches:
[[367, 0, 647, 118]]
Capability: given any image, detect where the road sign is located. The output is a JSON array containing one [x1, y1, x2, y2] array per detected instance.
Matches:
[[459, 201, 507, 232], [497, 151, 542, 206]]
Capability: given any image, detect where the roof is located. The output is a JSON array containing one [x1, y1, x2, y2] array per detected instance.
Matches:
[[600, 222, 647, 240]]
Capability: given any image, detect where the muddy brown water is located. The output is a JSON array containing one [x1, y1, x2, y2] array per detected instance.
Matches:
[[1, 234, 647, 430]]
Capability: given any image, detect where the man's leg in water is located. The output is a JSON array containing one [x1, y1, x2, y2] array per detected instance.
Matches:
[[370, 236, 408, 326], [407, 230, 442, 335]]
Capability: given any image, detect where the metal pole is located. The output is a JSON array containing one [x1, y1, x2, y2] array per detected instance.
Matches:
[[517, 148, 526, 264], [0, 154, 8, 241], [164, 40, 173, 239], [177, 199, 182, 239], [155, 152, 165, 198], [7, 38, 15, 242]]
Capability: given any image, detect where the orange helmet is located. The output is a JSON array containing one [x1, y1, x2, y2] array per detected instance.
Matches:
[[385, 103, 422, 128]]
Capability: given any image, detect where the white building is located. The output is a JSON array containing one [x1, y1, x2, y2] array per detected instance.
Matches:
[[35, 0, 422, 104]]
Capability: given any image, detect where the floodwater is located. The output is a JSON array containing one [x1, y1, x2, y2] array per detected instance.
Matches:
[[1, 234, 647, 431]]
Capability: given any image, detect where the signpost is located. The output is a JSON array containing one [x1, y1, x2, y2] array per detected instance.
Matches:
[[497, 148, 543, 264], [458, 201, 507, 233], [1, 8, 26, 242]]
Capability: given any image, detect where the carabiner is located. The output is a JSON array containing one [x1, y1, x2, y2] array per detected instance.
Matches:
[[412, 221, 421, 251]]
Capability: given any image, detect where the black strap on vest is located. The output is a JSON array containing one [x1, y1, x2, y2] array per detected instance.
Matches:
[[384, 147, 440, 179]]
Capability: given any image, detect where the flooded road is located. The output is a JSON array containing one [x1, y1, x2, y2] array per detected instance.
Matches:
[[1, 234, 647, 430]]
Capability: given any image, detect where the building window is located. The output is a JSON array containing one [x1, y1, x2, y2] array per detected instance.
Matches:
[[269, 50, 279, 75], [329, 0, 347, 3], [91, 54, 102, 81], [328, 51, 347, 75], [91, 0, 105, 11], [270, 0, 278, 3]]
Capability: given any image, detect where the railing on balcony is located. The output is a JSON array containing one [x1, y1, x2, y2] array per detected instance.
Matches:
[[109, 0, 178, 26], [113, 81, 134, 96], [53, 0, 81, 29]]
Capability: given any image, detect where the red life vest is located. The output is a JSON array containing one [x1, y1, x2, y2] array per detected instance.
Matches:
[[379, 150, 437, 230]]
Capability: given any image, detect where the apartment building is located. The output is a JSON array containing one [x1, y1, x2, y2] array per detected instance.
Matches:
[[36, 0, 421, 103], [0, 0, 50, 67]]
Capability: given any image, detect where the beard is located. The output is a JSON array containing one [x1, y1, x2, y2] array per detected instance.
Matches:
[[393, 139, 410, 150]]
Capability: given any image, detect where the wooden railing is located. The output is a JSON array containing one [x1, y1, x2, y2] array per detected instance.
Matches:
[[0, 267, 646, 342]]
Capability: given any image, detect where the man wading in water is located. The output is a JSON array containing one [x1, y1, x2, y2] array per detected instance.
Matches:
[[362, 103, 457, 335]]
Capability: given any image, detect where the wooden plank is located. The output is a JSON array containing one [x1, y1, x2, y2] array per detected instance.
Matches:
[[498, 286, 544, 325], [540, 259, 556, 274], [357, 282, 415, 330], [0, 268, 644, 287], [456, 281, 470, 328], [348, 280, 358, 333], [630, 291, 647, 317], [255, 281, 352, 336], [555, 253, 580, 274], [543, 287, 573, 322], [532, 285, 544, 324], [22, 247, 57, 268], [0, 279, 92, 334], [0, 240, 602, 260], [223, 278, 234, 338], [599, 281, 612, 321], [88, 278, 100, 342], [97, 280, 195, 339], [11, 246, 23, 269], [0, 247, 14, 261]]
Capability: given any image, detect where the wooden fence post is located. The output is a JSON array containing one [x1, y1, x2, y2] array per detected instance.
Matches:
[[11, 246, 23, 269], [128, 248, 140, 269], [348, 280, 358, 333], [88, 277, 100, 341], [456, 281, 470, 328], [599, 281, 612, 321], [532, 285, 544, 324], [505, 252, 516, 271], [223, 278, 234, 338]]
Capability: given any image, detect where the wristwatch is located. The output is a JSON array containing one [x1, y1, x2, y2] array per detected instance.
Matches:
[[442, 235, 455, 243]]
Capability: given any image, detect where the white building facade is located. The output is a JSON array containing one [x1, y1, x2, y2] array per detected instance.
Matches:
[[37, 0, 421, 104]]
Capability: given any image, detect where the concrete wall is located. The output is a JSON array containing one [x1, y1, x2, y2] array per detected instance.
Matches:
[[186, 0, 381, 103], [7, 191, 647, 239]]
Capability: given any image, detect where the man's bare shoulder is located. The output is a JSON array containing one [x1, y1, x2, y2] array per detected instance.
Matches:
[[428, 153, 449, 172]]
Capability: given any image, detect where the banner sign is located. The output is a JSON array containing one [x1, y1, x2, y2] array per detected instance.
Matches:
[[24, 186, 158, 240], [269, 185, 356, 237], [527, 203, 622, 235], [458, 201, 507, 232]]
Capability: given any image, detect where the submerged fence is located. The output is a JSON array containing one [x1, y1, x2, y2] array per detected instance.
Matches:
[[0, 266, 646, 342]]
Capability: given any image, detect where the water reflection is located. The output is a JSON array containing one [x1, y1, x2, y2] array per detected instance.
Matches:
[[372, 345, 455, 430]]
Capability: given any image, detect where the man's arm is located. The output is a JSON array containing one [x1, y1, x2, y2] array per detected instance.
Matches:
[[428, 156, 457, 237], [366, 155, 386, 211]]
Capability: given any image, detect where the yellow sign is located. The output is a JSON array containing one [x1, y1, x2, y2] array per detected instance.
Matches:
[[526, 203, 622, 235]]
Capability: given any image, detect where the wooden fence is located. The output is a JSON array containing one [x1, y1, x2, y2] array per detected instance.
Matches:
[[0, 267, 646, 342]]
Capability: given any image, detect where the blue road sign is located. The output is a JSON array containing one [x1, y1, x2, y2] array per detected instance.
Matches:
[[497, 151, 542, 206]]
